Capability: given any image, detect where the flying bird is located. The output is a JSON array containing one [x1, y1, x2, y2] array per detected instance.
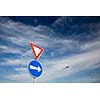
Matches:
[[64, 66, 69, 69]]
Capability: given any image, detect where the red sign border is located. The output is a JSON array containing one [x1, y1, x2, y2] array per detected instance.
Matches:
[[29, 42, 44, 60]]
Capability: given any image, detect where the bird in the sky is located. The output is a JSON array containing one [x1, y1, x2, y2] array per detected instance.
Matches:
[[64, 66, 69, 69]]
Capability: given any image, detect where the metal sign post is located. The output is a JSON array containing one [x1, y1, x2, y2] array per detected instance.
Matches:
[[33, 77, 36, 83]]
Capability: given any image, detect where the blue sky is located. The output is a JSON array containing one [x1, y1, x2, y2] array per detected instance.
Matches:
[[0, 16, 100, 83]]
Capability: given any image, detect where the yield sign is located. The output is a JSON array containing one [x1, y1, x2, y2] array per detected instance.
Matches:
[[29, 42, 44, 60]]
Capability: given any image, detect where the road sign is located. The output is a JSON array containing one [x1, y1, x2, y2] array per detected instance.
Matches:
[[28, 60, 43, 78], [29, 42, 44, 60]]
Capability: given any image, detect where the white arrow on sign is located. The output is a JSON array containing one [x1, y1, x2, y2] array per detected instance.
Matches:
[[30, 65, 41, 72]]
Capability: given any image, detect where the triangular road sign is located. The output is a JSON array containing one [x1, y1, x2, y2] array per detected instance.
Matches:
[[29, 42, 44, 60]]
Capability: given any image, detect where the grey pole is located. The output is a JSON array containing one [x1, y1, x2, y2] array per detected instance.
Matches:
[[33, 77, 36, 83]]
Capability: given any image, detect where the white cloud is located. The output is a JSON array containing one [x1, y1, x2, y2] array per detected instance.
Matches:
[[36, 43, 100, 82], [6, 73, 32, 82], [5, 41, 100, 82], [0, 45, 22, 54], [0, 17, 100, 82]]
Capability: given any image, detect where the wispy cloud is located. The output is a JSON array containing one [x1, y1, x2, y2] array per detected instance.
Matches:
[[0, 17, 100, 82], [36, 45, 100, 82]]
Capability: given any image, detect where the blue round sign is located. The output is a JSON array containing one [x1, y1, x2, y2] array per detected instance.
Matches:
[[28, 60, 43, 78]]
